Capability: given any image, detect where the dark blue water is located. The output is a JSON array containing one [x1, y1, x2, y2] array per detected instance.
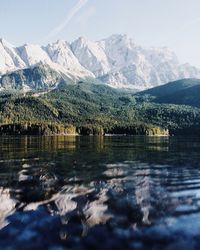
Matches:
[[0, 136, 200, 249]]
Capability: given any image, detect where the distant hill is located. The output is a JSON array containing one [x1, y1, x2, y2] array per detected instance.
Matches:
[[138, 78, 200, 107]]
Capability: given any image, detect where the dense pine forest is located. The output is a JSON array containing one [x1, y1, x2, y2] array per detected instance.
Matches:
[[0, 79, 200, 136]]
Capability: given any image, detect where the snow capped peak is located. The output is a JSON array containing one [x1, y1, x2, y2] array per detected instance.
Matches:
[[17, 43, 52, 67], [0, 34, 200, 91], [0, 38, 5, 43], [44, 39, 94, 78], [75, 36, 89, 43], [0, 38, 26, 74], [46, 39, 70, 50], [97, 34, 138, 70], [55, 39, 68, 45], [71, 37, 110, 77], [72, 36, 99, 52], [72, 36, 95, 49], [100, 34, 135, 49], [104, 34, 131, 42], [0, 38, 14, 47]]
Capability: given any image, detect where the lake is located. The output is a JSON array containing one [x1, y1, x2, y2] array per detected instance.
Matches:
[[0, 135, 200, 249]]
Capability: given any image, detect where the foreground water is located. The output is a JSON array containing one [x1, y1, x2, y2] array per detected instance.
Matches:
[[0, 136, 200, 249]]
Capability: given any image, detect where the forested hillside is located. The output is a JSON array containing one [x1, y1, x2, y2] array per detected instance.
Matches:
[[138, 79, 200, 107], [0, 79, 200, 135]]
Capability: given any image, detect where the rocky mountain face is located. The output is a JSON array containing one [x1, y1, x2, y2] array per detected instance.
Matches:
[[0, 64, 64, 91], [0, 34, 200, 91]]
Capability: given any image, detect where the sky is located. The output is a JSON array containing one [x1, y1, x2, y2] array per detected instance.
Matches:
[[1, 0, 200, 67]]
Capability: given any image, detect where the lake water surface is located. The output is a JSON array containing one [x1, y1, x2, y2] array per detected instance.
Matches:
[[0, 136, 200, 249]]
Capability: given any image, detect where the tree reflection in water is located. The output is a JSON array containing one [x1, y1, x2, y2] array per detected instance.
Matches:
[[0, 136, 200, 249]]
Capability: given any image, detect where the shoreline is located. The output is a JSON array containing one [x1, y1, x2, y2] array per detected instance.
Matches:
[[0, 133, 170, 137]]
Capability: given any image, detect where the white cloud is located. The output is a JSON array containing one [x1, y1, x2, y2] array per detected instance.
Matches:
[[46, 0, 89, 40]]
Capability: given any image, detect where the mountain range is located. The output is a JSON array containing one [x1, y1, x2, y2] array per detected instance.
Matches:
[[1, 34, 200, 91]]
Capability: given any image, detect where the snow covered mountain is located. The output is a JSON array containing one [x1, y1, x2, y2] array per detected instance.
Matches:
[[44, 40, 94, 78], [71, 37, 111, 77], [0, 39, 94, 80], [0, 39, 26, 73], [0, 34, 200, 91]]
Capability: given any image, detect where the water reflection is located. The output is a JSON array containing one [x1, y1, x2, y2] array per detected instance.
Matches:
[[1, 136, 200, 249]]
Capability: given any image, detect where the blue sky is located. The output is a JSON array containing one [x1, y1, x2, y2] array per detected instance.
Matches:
[[1, 0, 200, 67]]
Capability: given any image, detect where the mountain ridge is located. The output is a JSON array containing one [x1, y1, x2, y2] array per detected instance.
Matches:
[[137, 78, 200, 107], [1, 34, 200, 91]]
